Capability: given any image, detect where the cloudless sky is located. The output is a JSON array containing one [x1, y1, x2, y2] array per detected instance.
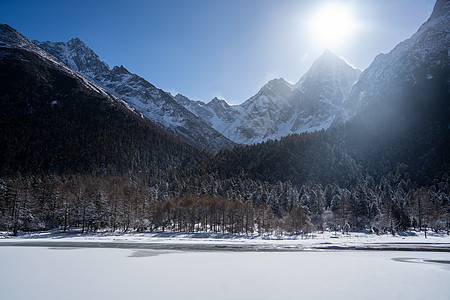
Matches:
[[0, 0, 436, 104]]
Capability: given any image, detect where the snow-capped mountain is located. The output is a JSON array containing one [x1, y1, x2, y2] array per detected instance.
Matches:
[[33, 34, 361, 146], [0, 24, 138, 114], [342, 0, 449, 120], [295, 49, 361, 109], [338, 0, 449, 179], [176, 50, 361, 144], [26, 0, 447, 149], [34, 39, 235, 151], [0, 24, 207, 174], [34, 38, 111, 79], [287, 50, 361, 133]]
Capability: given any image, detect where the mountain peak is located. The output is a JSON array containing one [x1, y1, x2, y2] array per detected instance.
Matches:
[[258, 78, 293, 96], [319, 49, 339, 61], [0, 23, 17, 36], [294, 50, 361, 107], [67, 37, 85, 46], [207, 97, 230, 109], [35, 37, 110, 76], [295, 50, 361, 90], [322, 48, 336, 56], [111, 65, 130, 75], [0, 23, 33, 49], [314, 49, 357, 71], [209, 97, 228, 104], [1, 24, 68, 68], [69, 37, 82, 42], [266, 78, 291, 87], [66, 37, 98, 55]]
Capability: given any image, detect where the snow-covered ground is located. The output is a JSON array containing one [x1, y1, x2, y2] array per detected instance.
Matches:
[[1, 230, 449, 251], [1, 231, 449, 299], [0, 246, 449, 300]]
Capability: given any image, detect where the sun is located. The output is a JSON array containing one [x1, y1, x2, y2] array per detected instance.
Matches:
[[310, 3, 356, 47]]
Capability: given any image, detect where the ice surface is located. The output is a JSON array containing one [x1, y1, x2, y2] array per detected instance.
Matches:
[[0, 246, 449, 300]]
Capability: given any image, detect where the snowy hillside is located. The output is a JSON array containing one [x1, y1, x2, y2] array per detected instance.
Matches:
[[33, 36, 361, 147], [0, 24, 137, 113], [176, 51, 361, 144], [342, 0, 450, 119], [34, 39, 235, 151], [28, 0, 448, 149]]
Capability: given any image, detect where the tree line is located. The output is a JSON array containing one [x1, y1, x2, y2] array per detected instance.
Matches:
[[1, 170, 448, 236]]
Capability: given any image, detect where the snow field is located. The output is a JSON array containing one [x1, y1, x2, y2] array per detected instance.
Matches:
[[1, 247, 449, 300], [4, 230, 449, 248]]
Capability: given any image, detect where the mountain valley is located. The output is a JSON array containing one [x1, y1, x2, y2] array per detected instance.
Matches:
[[0, 0, 448, 236]]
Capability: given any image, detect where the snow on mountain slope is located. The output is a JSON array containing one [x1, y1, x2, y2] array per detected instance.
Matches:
[[36, 38, 110, 79], [175, 94, 251, 144], [288, 49, 361, 132], [176, 51, 360, 145], [34, 38, 235, 151], [0, 24, 136, 114], [342, 0, 450, 119], [34, 33, 360, 146], [176, 0, 446, 145], [295, 49, 361, 108], [1, 24, 213, 176]]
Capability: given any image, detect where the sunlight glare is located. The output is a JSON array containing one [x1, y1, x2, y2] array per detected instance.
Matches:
[[310, 4, 356, 47]]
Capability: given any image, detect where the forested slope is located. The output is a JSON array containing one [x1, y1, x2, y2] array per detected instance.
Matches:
[[0, 47, 206, 175]]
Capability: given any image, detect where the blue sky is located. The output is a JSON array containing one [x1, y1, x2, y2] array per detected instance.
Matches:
[[1, 0, 435, 104]]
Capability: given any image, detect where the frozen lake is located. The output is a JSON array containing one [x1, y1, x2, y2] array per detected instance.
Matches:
[[1, 246, 449, 300]]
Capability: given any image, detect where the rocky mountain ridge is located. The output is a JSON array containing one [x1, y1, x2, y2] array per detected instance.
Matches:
[[34, 38, 235, 151], [34, 36, 362, 146], [342, 0, 449, 119], [0, 24, 205, 174], [177, 50, 361, 144]]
